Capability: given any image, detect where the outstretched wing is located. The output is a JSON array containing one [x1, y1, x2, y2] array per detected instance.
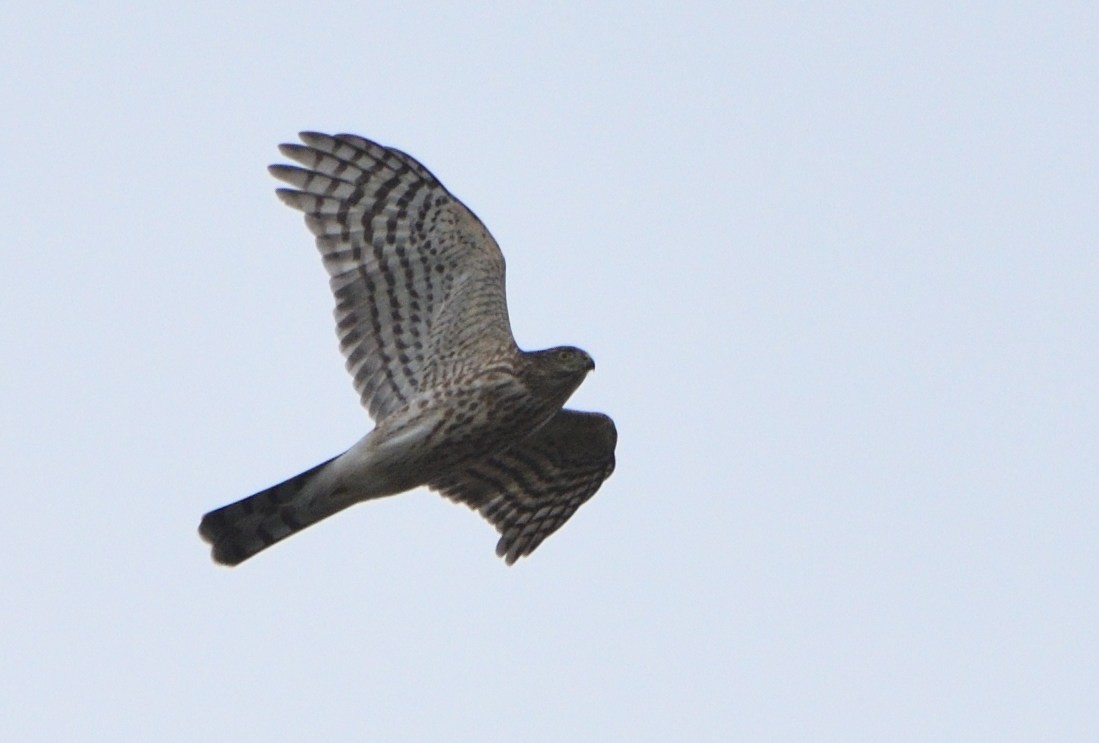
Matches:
[[270, 132, 517, 420], [431, 410, 617, 564]]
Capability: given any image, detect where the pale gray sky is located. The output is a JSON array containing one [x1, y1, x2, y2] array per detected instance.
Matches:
[[3, 3, 1097, 740]]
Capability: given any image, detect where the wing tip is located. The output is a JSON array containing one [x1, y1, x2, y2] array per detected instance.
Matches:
[[276, 142, 297, 158], [268, 163, 300, 181], [271, 186, 301, 208], [496, 536, 521, 565]]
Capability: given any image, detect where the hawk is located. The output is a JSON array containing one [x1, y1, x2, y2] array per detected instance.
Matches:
[[199, 133, 616, 565]]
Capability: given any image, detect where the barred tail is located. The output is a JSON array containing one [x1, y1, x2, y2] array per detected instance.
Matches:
[[199, 455, 346, 566]]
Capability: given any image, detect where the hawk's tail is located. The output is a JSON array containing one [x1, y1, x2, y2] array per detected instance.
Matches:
[[199, 456, 346, 566]]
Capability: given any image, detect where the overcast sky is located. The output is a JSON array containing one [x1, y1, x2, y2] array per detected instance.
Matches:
[[3, 3, 1097, 741]]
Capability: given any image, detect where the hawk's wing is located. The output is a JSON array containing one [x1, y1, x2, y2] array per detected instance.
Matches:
[[270, 132, 517, 420], [431, 410, 617, 564]]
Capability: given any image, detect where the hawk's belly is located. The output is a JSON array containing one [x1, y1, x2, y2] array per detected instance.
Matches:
[[338, 379, 559, 498]]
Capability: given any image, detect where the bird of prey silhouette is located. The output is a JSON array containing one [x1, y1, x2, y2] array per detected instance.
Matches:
[[199, 133, 616, 565]]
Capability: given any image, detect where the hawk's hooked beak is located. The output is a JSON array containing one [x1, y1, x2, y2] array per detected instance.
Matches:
[[586, 357, 596, 372]]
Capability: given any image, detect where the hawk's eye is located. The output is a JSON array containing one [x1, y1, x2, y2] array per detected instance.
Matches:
[[556, 350, 573, 362]]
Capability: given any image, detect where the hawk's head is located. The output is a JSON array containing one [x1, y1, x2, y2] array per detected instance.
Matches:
[[524, 345, 595, 404], [544, 346, 595, 374]]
